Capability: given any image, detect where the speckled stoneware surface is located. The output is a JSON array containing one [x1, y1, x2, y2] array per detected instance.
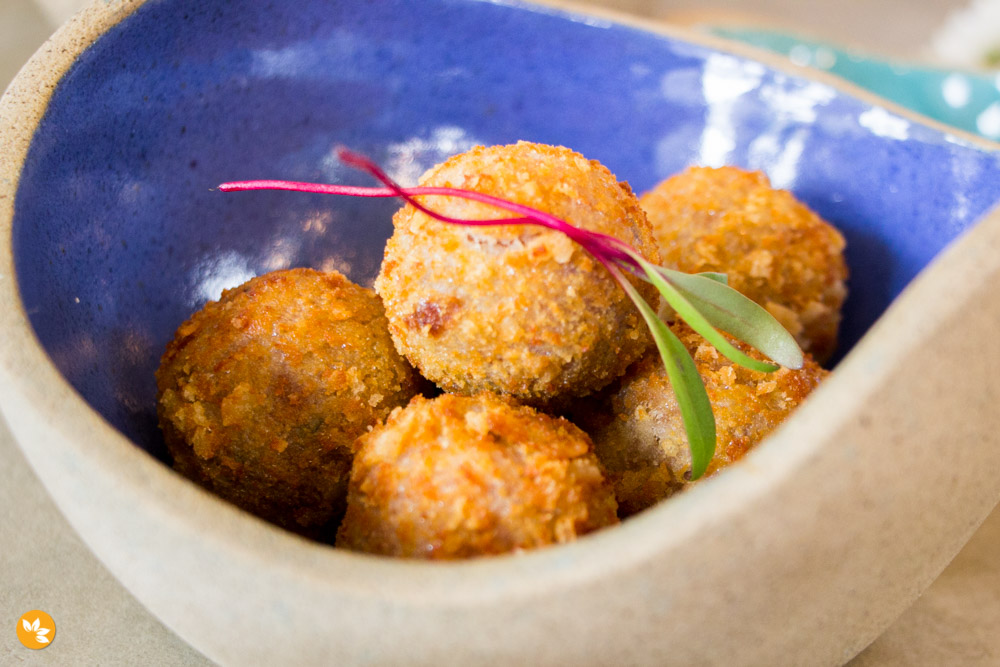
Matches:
[[3, 0, 1000, 664]]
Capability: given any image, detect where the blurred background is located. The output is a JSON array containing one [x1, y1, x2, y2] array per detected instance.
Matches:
[[579, 0, 985, 64], [0, 0, 80, 88]]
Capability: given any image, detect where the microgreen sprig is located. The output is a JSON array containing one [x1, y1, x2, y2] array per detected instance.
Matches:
[[219, 148, 802, 480]]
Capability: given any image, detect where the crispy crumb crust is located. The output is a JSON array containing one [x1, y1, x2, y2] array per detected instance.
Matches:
[[640, 166, 848, 363], [156, 268, 423, 539], [336, 393, 619, 559], [375, 142, 660, 404], [577, 323, 828, 517]]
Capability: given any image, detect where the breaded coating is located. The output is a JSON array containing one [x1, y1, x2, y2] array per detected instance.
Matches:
[[640, 166, 847, 363], [580, 323, 827, 517], [156, 268, 423, 539], [375, 141, 659, 404], [336, 393, 619, 559]]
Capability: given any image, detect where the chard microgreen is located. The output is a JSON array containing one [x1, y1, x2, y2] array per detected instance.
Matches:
[[219, 147, 802, 480], [607, 263, 716, 480], [695, 271, 729, 284], [627, 249, 781, 374], [654, 266, 803, 370]]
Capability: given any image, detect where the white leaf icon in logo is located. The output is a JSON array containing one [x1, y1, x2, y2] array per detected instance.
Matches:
[[31, 618, 40, 632], [37, 628, 50, 636], [36, 635, 50, 644], [22, 619, 31, 632]]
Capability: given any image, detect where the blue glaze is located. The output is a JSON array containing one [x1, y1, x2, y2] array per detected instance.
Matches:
[[12, 0, 1000, 457]]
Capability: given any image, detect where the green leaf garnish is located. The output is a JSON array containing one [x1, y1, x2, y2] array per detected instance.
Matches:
[[609, 265, 716, 480], [627, 252, 780, 375], [696, 271, 729, 284], [654, 266, 803, 370]]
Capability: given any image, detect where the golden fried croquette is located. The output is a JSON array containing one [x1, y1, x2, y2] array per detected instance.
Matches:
[[335, 392, 619, 559], [156, 268, 423, 539], [640, 166, 847, 363], [580, 323, 828, 517], [375, 141, 659, 404]]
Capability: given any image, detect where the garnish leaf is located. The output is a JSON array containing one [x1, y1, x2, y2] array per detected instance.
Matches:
[[626, 252, 780, 374], [656, 266, 803, 370], [610, 265, 716, 480], [696, 271, 729, 284]]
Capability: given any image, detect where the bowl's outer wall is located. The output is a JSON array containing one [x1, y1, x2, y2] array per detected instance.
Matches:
[[12, 0, 1000, 460], [4, 1, 1000, 666]]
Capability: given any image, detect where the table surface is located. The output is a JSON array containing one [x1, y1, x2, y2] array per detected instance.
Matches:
[[4, 403, 1000, 666], [3, 0, 999, 664]]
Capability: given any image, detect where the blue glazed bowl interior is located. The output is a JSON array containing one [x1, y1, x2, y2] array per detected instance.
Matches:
[[12, 0, 1000, 461]]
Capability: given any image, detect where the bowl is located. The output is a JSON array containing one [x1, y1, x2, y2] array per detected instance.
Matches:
[[3, 0, 1000, 664]]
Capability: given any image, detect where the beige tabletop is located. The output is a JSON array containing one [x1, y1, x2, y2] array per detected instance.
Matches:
[[3, 406, 1000, 665], [2, 0, 999, 664]]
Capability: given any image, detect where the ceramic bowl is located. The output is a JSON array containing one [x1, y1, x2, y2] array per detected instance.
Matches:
[[3, 0, 1000, 664]]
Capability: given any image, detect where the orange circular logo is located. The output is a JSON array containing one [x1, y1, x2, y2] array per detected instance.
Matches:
[[16, 610, 55, 650]]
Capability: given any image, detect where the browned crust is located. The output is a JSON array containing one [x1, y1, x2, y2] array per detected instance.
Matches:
[[336, 392, 618, 559], [156, 268, 422, 538], [375, 141, 659, 404], [578, 322, 828, 517], [640, 166, 848, 363]]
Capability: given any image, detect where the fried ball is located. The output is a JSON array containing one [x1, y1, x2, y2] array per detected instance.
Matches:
[[156, 268, 423, 539], [580, 323, 828, 517], [375, 141, 659, 405], [640, 166, 848, 363], [335, 393, 619, 559]]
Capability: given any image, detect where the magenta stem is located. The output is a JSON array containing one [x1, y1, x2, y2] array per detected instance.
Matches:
[[218, 147, 650, 276]]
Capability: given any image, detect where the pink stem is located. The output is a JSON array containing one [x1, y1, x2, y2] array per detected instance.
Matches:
[[218, 146, 650, 275]]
